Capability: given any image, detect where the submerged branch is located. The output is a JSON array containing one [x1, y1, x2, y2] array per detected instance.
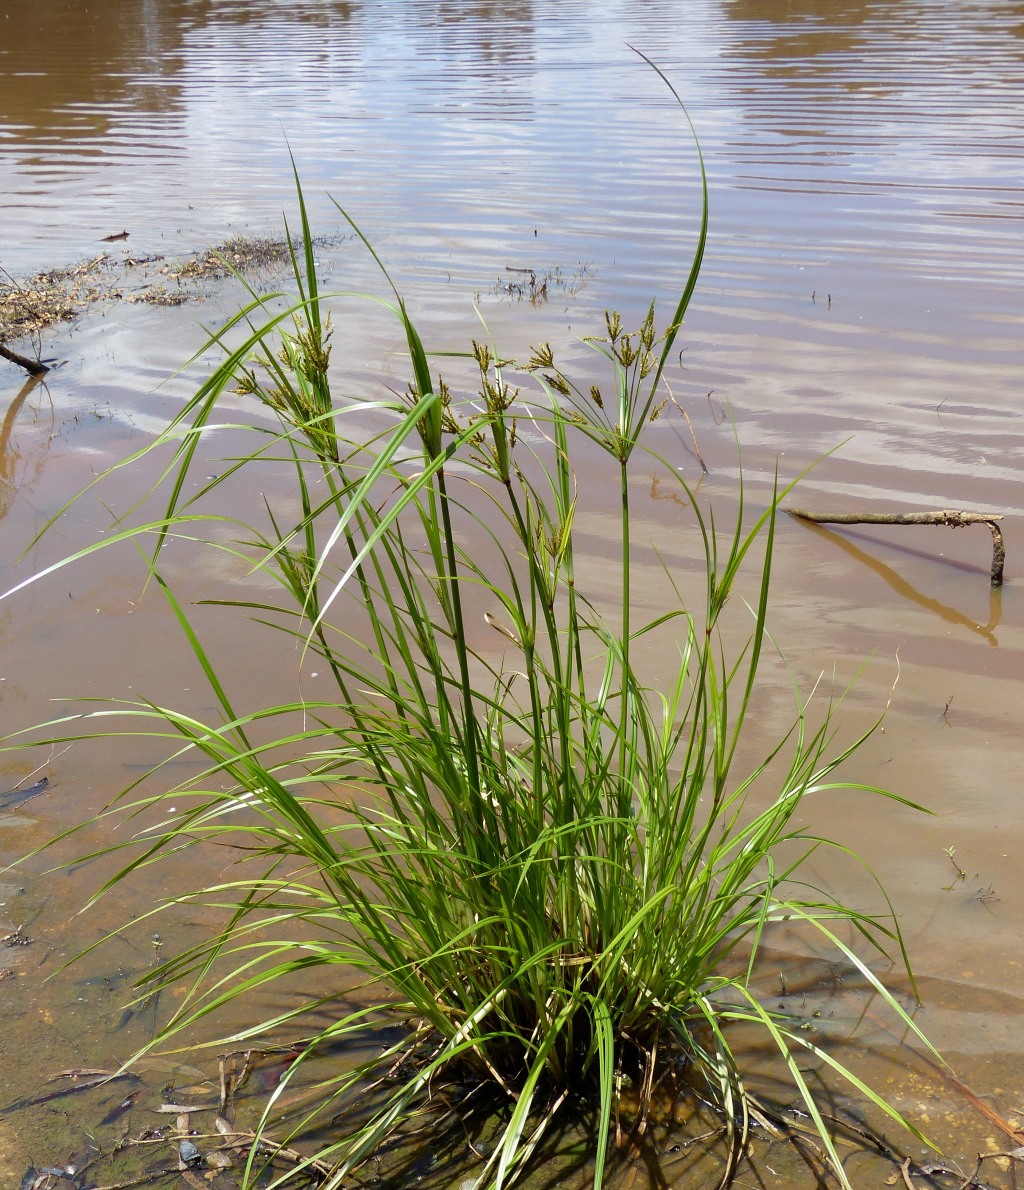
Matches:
[[786, 507, 1006, 587]]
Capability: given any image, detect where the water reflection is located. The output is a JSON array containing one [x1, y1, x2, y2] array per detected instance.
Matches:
[[0, 0, 559, 277], [723, 0, 881, 70], [0, 377, 50, 524], [723, 0, 1024, 50], [0, 0, 184, 131], [795, 520, 1002, 647], [0, 0, 540, 145], [718, 0, 1024, 206]]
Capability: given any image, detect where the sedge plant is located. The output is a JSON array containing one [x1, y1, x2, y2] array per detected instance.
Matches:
[[3, 70, 938, 1190]]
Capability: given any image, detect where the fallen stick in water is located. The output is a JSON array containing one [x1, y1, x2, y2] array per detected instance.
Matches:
[[786, 508, 1006, 588], [0, 342, 49, 376]]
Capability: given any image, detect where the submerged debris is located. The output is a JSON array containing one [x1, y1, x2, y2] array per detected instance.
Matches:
[[177, 1138, 202, 1167], [20, 1167, 77, 1190], [0, 234, 312, 350], [170, 234, 297, 280], [494, 261, 593, 304], [0, 254, 113, 341], [0, 775, 50, 811]]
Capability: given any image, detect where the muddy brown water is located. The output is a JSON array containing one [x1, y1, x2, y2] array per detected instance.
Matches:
[[2, 0, 1024, 1184]]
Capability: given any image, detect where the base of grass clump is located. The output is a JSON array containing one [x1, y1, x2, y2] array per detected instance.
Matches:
[[4, 62, 940, 1190]]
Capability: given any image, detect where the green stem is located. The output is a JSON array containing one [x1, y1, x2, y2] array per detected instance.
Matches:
[[618, 457, 631, 790], [436, 467, 481, 807], [503, 480, 554, 826]]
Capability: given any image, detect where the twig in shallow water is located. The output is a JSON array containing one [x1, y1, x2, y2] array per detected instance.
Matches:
[[0, 342, 49, 376], [786, 507, 1006, 587], [954, 1147, 1024, 1190], [86, 1173, 183, 1190]]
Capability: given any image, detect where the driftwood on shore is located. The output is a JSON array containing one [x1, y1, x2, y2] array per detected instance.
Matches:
[[786, 507, 1006, 587]]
